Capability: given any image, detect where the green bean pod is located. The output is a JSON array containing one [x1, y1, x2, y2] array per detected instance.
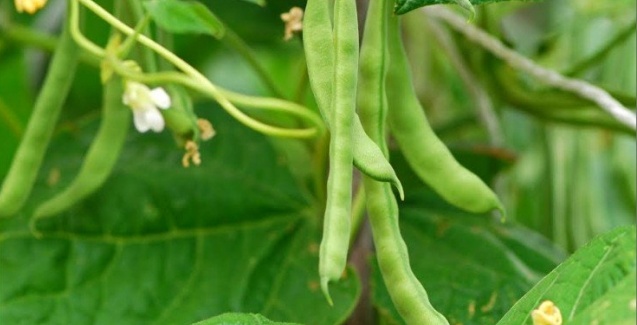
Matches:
[[359, 1, 449, 324], [32, 77, 130, 221], [317, 0, 358, 304], [303, 0, 403, 199], [386, 11, 504, 216], [0, 14, 79, 217]]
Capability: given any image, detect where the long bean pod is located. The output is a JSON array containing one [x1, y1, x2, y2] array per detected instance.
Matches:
[[359, 1, 449, 324], [386, 10, 504, 216], [317, 0, 358, 304], [32, 76, 130, 222], [0, 13, 79, 217], [303, 0, 403, 199]]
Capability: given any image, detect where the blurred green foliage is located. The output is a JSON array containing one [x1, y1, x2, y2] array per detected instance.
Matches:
[[0, 0, 634, 324]]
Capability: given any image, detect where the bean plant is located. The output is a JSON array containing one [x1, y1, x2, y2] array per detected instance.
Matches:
[[0, 0, 635, 324]]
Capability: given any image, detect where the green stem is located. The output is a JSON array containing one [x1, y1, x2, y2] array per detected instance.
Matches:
[[217, 88, 325, 134], [429, 7, 636, 129], [3, 24, 57, 50], [494, 68, 633, 133], [514, 106, 633, 134], [2, 24, 100, 66], [107, 58, 323, 138], [117, 14, 152, 59], [124, 0, 158, 72], [78, 0, 319, 139], [78, 0, 205, 85], [71, 0, 105, 57]]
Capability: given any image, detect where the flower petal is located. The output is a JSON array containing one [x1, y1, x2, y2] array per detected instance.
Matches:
[[144, 108, 165, 132], [133, 110, 151, 133], [123, 82, 152, 110], [122, 91, 132, 106], [150, 87, 171, 109]]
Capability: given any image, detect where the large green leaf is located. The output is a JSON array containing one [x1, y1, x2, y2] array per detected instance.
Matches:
[[0, 108, 359, 324], [497, 226, 636, 325], [394, 0, 536, 15], [371, 150, 566, 324]]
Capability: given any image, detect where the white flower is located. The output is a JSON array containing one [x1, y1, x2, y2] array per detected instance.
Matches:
[[122, 81, 171, 133]]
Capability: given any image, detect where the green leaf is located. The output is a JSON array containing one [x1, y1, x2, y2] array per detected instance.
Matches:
[[393, 0, 537, 15], [497, 226, 637, 325], [371, 149, 566, 324], [192, 312, 301, 325], [0, 108, 359, 324], [143, 0, 225, 38]]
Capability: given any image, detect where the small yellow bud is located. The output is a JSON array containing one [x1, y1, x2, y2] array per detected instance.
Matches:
[[15, 0, 47, 14], [532, 300, 562, 325]]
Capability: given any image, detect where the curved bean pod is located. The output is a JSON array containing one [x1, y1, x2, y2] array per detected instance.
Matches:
[[317, 0, 358, 304], [32, 77, 130, 222], [359, 1, 450, 324], [0, 15, 79, 217], [386, 9, 504, 216], [303, 0, 403, 199]]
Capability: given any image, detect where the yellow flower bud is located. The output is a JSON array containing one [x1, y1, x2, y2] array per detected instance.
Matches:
[[532, 300, 562, 325], [14, 0, 47, 14]]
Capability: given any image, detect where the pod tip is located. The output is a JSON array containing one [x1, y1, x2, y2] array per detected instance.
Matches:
[[496, 205, 507, 223], [394, 178, 405, 201], [320, 277, 334, 306]]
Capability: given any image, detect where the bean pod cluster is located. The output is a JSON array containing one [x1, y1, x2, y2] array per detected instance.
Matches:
[[304, 0, 504, 323]]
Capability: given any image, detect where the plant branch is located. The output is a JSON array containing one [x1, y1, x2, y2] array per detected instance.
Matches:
[[426, 7, 636, 130], [75, 0, 322, 139]]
